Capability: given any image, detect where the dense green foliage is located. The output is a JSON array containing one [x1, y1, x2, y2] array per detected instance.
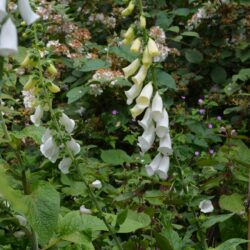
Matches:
[[0, 0, 249, 249]]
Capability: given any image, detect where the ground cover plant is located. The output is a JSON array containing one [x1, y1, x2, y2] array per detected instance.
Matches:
[[0, 0, 249, 249]]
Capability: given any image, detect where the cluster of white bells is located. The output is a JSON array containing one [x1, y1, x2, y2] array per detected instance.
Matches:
[[0, 0, 39, 56]]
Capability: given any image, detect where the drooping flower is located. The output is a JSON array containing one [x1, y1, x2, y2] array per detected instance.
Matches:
[[145, 153, 162, 177], [18, 0, 40, 25], [151, 91, 163, 122], [158, 133, 172, 155], [136, 82, 153, 107], [138, 123, 155, 153], [58, 157, 72, 174], [80, 205, 92, 215], [130, 103, 147, 119], [156, 109, 169, 138], [147, 38, 160, 57], [199, 200, 214, 213], [91, 180, 102, 189], [122, 58, 141, 79], [125, 82, 143, 105], [59, 113, 75, 133], [155, 155, 170, 180], [130, 38, 141, 53], [0, 0, 7, 22], [131, 65, 149, 85], [0, 18, 18, 56], [66, 138, 80, 155], [138, 108, 152, 130], [142, 46, 152, 66], [121, 1, 135, 17], [40, 136, 59, 163], [30, 105, 43, 127]]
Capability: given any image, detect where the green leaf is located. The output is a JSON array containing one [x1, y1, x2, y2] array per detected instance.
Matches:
[[214, 238, 249, 250], [185, 49, 203, 64], [181, 31, 200, 38], [24, 182, 60, 245], [155, 232, 173, 250], [80, 59, 111, 72], [219, 194, 245, 213], [12, 126, 46, 144], [101, 149, 131, 165], [202, 213, 234, 229], [232, 68, 250, 82], [156, 70, 176, 90], [115, 209, 128, 230], [156, 11, 174, 30], [224, 83, 240, 96], [211, 66, 227, 84], [172, 8, 191, 16], [167, 26, 180, 33], [109, 45, 137, 62], [66, 86, 89, 104], [144, 190, 164, 205]]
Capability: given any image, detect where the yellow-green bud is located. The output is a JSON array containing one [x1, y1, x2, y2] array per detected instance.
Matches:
[[21, 55, 37, 68], [121, 1, 135, 16], [124, 26, 135, 40], [147, 38, 160, 57], [142, 46, 152, 66], [23, 78, 37, 91], [130, 38, 141, 53], [47, 63, 58, 76], [48, 83, 60, 93], [140, 16, 146, 29]]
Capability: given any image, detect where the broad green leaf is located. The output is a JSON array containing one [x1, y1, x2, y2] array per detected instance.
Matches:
[[66, 86, 89, 104], [101, 149, 131, 165], [155, 232, 173, 250], [202, 213, 234, 229], [219, 194, 245, 213], [167, 26, 180, 33], [24, 182, 60, 245], [156, 70, 176, 90], [156, 11, 173, 30], [232, 68, 250, 82], [12, 126, 46, 144], [172, 8, 191, 16], [109, 45, 137, 62], [181, 31, 200, 38], [115, 209, 128, 230], [144, 190, 164, 205], [214, 238, 249, 250], [80, 59, 111, 72], [211, 66, 227, 84], [185, 49, 203, 64]]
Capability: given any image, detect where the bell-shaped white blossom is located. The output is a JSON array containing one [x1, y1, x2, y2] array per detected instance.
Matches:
[[151, 91, 163, 122], [18, 0, 40, 25], [40, 137, 59, 163], [0, 0, 6, 22], [155, 155, 170, 180], [138, 107, 152, 130], [138, 123, 155, 153], [199, 200, 214, 213], [91, 180, 102, 189], [0, 18, 18, 56], [66, 138, 80, 155], [156, 109, 169, 138], [122, 58, 141, 79], [130, 104, 147, 119], [136, 81, 153, 107], [145, 153, 162, 177], [59, 113, 75, 133], [125, 82, 143, 105], [132, 65, 148, 85], [158, 133, 172, 155], [30, 105, 43, 127], [58, 157, 72, 174], [80, 205, 92, 215], [42, 129, 52, 143]]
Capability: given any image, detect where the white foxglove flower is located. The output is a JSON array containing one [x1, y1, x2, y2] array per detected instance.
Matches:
[[130, 104, 147, 119], [15, 215, 27, 226], [155, 155, 170, 180], [80, 205, 92, 215], [0, 0, 6, 22], [138, 107, 152, 130], [132, 65, 149, 85], [30, 105, 43, 127], [158, 133, 172, 155], [125, 82, 143, 105], [147, 38, 160, 57], [18, 0, 40, 25], [156, 109, 169, 138], [58, 157, 72, 174], [138, 123, 155, 153], [122, 58, 140, 79], [145, 153, 162, 177], [40, 137, 59, 163], [130, 38, 141, 53], [0, 18, 18, 56], [199, 200, 214, 213], [59, 113, 75, 133], [136, 81, 153, 107], [151, 91, 163, 122], [66, 138, 80, 155], [91, 180, 102, 189], [42, 129, 52, 143]]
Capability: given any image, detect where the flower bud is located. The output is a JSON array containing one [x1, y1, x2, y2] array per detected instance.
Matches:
[[47, 63, 58, 76], [59, 113, 75, 133], [66, 138, 80, 155], [30, 105, 43, 127], [136, 81, 153, 107], [132, 65, 149, 85], [140, 15, 146, 29], [130, 38, 141, 53], [130, 104, 147, 119], [121, 1, 135, 16], [122, 58, 140, 79], [142, 46, 152, 66], [147, 38, 160, 57], [124, 26, 135, 41], [151, 92, 163, 122], [23, 77, 37, 91], [21, 54, 36, 68], [80, 205, 92, 215], [91, 180, 102, 189], [58, 157, 72, 174], [48, 82, 60, 93]]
